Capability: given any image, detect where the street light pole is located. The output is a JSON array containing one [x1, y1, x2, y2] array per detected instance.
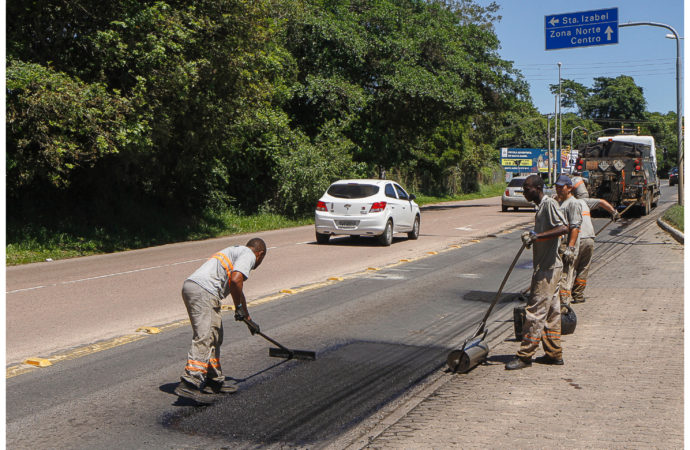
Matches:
[[620, 22, 683, 205], [570, 126, 589, 151], [558, 61, 563, 161]]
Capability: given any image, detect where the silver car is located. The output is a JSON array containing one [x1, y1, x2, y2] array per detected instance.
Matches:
[[315, 179, 421, 246], [501, 176, 536, 211]]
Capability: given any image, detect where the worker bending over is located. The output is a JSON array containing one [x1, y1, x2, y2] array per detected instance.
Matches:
[[175, 238, 267, 402], [506, 175, 568, 370]]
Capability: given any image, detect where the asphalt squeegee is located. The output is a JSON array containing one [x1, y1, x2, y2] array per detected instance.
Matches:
[[447, 242, 527, 373], [245, 319, 316, 361]]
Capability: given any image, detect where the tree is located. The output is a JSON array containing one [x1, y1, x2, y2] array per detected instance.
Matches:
[[581, 76, 647, 128], [549, 79, 590, 114]]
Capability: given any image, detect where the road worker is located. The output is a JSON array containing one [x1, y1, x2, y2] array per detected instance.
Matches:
[[570, 172, 620, 221], [506, 175, 569, 370], [174, 238, 267, 402], [566, 196, 616, 303], [554, 175, 582, 307]]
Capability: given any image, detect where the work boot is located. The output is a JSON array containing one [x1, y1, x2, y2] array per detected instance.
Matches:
[[202, 380, 238, 394], [571, 297, 586, 304], [174, 379, 215, 404], [505, 357, 532, 370], [534, 355, 564, 365]]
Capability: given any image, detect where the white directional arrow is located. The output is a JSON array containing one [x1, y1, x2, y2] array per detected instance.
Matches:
[[605, 26, 613, 40], [549, 17, 560, 27]]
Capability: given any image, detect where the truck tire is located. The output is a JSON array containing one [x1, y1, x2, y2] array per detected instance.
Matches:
[[641, 192, 651, 216]]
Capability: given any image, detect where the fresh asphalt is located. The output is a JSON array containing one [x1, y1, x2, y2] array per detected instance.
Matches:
[[6, 184, 676, 448]]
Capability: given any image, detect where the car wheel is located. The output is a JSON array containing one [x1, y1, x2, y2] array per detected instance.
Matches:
[[407, 216, 420, 240], [501, 204, 508, 212], [378, 220, 393, 246], [315, 232, 330, 244], [513, 206, 519, 212]]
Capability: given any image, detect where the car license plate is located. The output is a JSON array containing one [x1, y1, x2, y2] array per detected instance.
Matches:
[[336, 220, 358, 229], [514, 190, 523, 195]]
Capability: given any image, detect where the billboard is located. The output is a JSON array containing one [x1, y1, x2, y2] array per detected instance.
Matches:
[[500, 148, 550, 173]]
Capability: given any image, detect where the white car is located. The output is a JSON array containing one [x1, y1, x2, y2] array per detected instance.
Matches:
[[315, 179, 421, 246]]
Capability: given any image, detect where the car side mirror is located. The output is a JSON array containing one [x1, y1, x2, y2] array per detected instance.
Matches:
[[409, 194, 416, 201]]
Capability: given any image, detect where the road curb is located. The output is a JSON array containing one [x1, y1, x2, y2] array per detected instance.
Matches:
[[657, 217, 684, 244]]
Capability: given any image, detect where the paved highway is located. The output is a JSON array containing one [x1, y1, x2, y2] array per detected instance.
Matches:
[[6, 184, 677, 448]]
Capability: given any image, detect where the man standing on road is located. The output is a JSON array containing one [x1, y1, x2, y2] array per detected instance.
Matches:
[[571, 172, 620, 220], [174, 238, 267, 402], [554, 175, 582, 307], [506, 175, 569, 370]]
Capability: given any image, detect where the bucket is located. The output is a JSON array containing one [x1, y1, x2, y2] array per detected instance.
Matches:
[[513, 304, 577, 339]]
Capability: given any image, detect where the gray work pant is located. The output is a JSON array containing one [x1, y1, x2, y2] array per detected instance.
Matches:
[[180, 280, 224, 387], [558, 242, 579, 306], [571, 238, 594, 302], [517, 267, 562, 360]]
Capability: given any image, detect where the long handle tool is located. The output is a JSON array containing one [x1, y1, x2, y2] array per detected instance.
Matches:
[[595, 202, 635, 237], [447, 242, 527, 373], [245, 319, 316, 361]]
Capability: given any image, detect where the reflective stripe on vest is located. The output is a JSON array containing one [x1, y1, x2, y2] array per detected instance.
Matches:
[[573, 179, 584, 189], [212, 252, 234, 280]]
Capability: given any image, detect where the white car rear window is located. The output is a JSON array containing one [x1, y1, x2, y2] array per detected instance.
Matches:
[[508, 178, 525, 187], [328, 184, 379, 199]]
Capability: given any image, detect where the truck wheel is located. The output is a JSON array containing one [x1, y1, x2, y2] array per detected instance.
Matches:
[[641, 192, 651, 216]]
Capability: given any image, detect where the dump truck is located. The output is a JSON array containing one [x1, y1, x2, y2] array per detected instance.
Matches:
[[575, 136, 660, 215]]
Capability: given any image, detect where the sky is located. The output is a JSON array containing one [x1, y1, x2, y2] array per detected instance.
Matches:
[[474, 0, 685, 115]]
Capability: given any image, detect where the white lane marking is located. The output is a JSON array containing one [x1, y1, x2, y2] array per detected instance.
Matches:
[[455, 226, 474, 231], [295, 241, 312, 245], [457, 273, 481, 279], [6, 258, 205, 294], [7, 285, 49, 294]]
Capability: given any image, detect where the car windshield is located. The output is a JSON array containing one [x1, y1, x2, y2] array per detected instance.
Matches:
[[508, 178, 525, 187], [327, 183, 379, 199]]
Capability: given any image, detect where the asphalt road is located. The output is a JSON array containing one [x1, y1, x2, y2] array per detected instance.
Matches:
[[6, 195, 536, 365], [6, 184, 677, 448]]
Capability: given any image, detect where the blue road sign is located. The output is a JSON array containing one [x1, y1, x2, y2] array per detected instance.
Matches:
[[545, 8, 618, 50]]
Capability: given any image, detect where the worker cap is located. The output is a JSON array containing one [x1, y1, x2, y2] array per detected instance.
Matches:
[[555, 174, 573, 186]]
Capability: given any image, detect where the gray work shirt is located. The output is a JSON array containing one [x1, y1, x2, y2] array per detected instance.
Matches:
[[578, 199, 596, 240], [559, 195, 583, 247], [572, 176, 589, 199], [187, 246, 256, 299], [533, 196, 566, 271]]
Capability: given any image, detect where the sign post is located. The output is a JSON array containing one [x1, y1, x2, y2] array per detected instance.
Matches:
[[545, 8, 618, 50]]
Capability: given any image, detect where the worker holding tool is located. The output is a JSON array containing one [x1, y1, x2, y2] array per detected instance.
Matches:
[[570, 172, 620, 221], [554, 175, 582, 307], [174, 238, 267, 402], [506, 175, 568, 370], [568, 199, 595, 304]]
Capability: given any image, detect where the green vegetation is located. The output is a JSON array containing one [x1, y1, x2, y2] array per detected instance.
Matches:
[[662, 205, 684, 233], [7, 210, 313, 266]]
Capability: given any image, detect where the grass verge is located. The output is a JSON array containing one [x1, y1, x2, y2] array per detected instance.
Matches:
[[662, 204, 684, 232], [7, 182, 506, 265]]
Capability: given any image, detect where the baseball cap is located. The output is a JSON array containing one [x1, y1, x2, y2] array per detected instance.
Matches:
[[555, 174, 573, 186]]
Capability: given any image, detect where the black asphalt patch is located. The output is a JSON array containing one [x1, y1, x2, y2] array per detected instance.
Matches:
[[166, 341, 446, 446]]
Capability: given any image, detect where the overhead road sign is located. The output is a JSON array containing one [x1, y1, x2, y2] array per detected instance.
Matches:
[[545, 7, 618, 50]]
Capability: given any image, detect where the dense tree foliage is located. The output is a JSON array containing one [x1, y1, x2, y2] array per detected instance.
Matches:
[[7, 0, 678, 231]]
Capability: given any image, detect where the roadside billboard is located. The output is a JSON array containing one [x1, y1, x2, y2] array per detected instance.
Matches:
[[500, 148, 550, 174]]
